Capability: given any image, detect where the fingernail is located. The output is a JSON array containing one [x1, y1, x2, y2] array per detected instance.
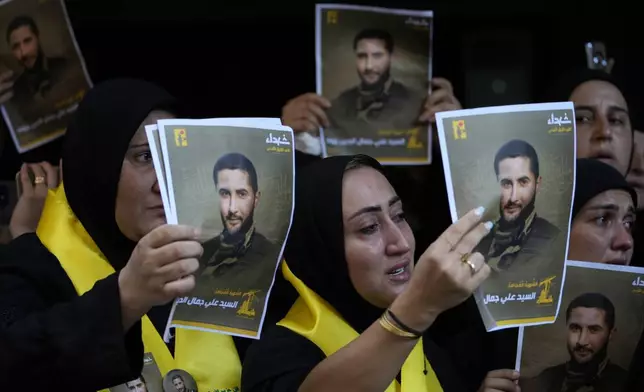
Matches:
[[475, 206, 485, 216], [484, 221, 494, 231], [194, 228, 201, 237], [514, 370, 520, 378]]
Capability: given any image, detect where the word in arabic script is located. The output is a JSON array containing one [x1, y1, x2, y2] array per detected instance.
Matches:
[[508, 280, 539, 289], [266, 145, 291, 153], [546, 113, 572, 127], [633, 277, 644, 287], [176, 296, 239, 310], [404, 17, 430, 28], [483, 292, 537, 305], [266, 133, 290, 146], [326, 137, 406, 147]]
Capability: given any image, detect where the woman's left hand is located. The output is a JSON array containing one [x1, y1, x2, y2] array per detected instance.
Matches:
[[10, 162, 59, 238], [478, 369, 521, 392], [418, 77, 462, 123]]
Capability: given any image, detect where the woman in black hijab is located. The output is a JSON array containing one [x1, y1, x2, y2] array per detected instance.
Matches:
[[0, 79, 243, 391], [545, 68, 633, 176], [242, 155, 519, 392], [568, 158, 637, 265]]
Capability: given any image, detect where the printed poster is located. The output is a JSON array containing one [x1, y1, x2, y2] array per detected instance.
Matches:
[[518, 261, 644, 392], [436, 102, 576, 330], [109, 353, 163, 392], [316, 4, 433, 164], [157, 119, 294, 339], [0, 0, 91, 152], [146, 118, 282, 220]]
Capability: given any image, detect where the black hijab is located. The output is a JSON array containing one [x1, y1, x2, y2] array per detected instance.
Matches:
[[573, 158, 637, 219], [62, 78, 176, 270], [285, 154, 384, 332]]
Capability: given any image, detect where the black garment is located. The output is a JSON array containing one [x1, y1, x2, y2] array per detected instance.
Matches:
[[195, 231, 281, 332], [0, 79, 252, 391], [0, 233, 249, 391], [243, 323, 464, 392], [12, 56, 68, 105], [625, 329, 644, 391], [477, 216, 560, 273], [242, 155, 468, 391], [522, 361, 627, 392], [573, 159, 637, 219]]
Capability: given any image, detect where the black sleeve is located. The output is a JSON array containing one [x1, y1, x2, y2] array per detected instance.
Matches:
[[0, 234, 143, 390], [242, 325, 325, 392]]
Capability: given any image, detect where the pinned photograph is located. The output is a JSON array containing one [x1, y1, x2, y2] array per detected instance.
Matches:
[[0, 0, 91, 152], [436, 102, 576, 330], [518, 261, 644, 392], [316, 4, 433, 164], [156, 119, 294, 338], [110, 352, 163, 392], [162, 369, 198, 392]]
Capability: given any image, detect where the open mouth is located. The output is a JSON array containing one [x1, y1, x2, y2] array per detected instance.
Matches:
[[386, 261, 411, 282]]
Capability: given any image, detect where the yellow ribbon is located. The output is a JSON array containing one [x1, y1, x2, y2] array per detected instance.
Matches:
[[277, 261, 443, 392], [36, 184, 242, 392]]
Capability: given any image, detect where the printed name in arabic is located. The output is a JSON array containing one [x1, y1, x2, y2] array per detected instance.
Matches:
[[632, 276, 644, 287], [266, 133, 290, 146], [546, 113, 572, 127], [508, 280, 539, 289], [483, 292, 537, 305], [215, 289, 230, 295], [16, 103, 79, 133]]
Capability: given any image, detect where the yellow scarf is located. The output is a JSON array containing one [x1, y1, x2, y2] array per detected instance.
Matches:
[[36, 185, 242, 392], [277, 261, 443, 392]]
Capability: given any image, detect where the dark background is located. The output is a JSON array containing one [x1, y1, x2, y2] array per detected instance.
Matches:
[[0, 0, 641, 179]]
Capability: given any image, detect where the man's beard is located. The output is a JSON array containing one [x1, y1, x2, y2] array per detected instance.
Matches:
[[359, 68, 390, 92], [23, 47, 44, 72], [220, 210, 254, 244], [498, 194, 536, 230], [568, 341, 609, 373]]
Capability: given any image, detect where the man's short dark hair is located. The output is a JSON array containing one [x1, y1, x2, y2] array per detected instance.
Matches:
[[127, 374, 146, 387], [172, 374, 183, 383], [353, 29, 394, 53], [213, 152, 259, 193], [6, 15, 39, 43], [566, 292, 616, 330], [494, 139, 540, 178]]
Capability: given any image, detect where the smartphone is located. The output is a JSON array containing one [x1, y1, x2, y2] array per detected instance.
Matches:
[[584, 41, 614, 73]]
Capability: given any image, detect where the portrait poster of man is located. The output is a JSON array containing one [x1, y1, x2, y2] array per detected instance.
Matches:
[[0, 0, 91, 153], [316, 4, 433, 164], [435, 102, 576, 331], [157, 119, 295, 339], [518, 261, 644, 392], [109, 352, 164, 392], [146, 118, 283, 221]]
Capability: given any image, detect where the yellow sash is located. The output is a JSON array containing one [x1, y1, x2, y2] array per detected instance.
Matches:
[[277, 262, 443, 392], [36, 185, 242, 392]]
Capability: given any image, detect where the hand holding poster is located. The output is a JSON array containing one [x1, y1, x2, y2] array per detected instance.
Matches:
[[0, 0, 91, 152], [147, 119, 294, 340], [436, 103, 576, 331], [518, 261, 644, 392], [316, 4, 433, 164]]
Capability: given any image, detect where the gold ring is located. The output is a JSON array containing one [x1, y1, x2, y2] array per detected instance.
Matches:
[[34, 176, 45, 184], [465, 260, 477, 275], [460, 252, 471, 264]]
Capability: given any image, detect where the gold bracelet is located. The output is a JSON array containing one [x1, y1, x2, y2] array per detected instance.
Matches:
[[378, 312, 418, 339]]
